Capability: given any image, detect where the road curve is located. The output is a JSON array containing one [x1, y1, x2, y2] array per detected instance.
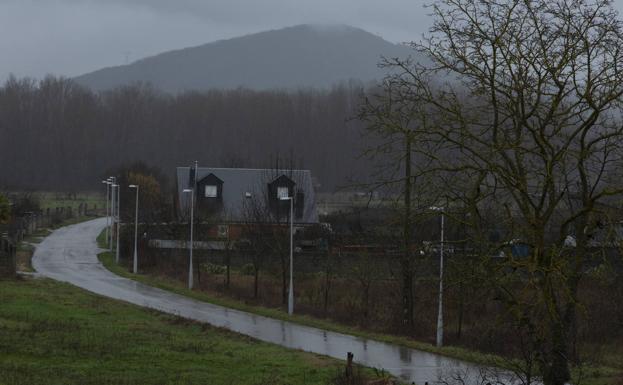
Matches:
[[32, 218, 502, 385]]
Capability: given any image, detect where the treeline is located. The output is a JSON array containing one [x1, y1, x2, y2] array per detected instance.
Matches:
[[0, 75, 370, 191]]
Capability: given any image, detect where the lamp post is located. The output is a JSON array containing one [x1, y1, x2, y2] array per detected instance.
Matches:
[[280, 195, 294, 315], [102, 180, 111, 242], [115, 182, 121, 264], [129, 184, 139, 274], [108, 177, 117, 252], [430, 206, 445, 347], [182, 188, 195, 289]]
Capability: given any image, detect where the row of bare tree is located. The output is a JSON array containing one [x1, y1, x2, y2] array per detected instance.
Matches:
[[0, 77, 370, 191]]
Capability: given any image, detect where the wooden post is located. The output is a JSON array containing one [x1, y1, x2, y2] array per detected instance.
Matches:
[[345, 352, 353, 381]]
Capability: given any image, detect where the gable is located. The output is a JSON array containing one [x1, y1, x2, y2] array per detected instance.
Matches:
[[198, 173, 224, 186], [270, 174, 295, 187]]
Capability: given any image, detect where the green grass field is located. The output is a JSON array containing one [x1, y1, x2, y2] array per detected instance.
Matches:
[[0, 278, 344, 385], [37, 191, 105, 212]]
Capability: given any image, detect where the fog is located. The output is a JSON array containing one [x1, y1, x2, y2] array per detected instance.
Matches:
[[0, 0, 434, 82]]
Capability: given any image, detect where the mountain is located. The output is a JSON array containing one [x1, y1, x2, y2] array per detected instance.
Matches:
[[74, 24, 416, 93]]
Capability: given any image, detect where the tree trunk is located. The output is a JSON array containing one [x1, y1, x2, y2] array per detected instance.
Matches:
[[323, 251, 331, 315], [457, 281, 464, 340], [402, 136, 414, 328], [196, 256, 201, 284], [542, 319, 570, 385], [254, 266, 259, 299], [225, 248, 231, 290], [362, 283, 370, 320], [281, 253, 287, 305]]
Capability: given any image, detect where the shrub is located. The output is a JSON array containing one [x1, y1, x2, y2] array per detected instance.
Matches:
[[240, 263, 255, 275], [202, 262, 226, 275]]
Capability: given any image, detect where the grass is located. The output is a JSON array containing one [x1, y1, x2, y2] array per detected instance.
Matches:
[[96, 231, 501, 368], [37, 191, 105, 212], [95, 230, 623, 385], [15, 247, 36, 273], [0, 277, 347, 385], [50, 215, 97, 229]]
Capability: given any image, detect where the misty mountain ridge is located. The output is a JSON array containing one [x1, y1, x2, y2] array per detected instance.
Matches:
[[74, 24, 417, 93]]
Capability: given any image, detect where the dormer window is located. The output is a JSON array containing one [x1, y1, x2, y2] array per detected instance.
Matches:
[[205, 185, 217, 198], [277, 186, 289, 199], [268, 175, 296, 217], [196, 173, 224, 217]]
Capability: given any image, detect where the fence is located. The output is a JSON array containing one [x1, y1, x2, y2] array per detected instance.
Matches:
[[0, 235, 16, 277]]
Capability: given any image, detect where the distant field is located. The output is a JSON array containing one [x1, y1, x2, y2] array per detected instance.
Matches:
[[0, 278, 341, 385], [37, 191, 105, 212]]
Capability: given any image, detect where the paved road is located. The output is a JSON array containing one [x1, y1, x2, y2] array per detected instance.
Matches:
[[32, 218, 508, 385]]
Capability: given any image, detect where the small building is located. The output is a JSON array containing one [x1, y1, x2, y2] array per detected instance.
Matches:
[[175, 167, 318, 239]]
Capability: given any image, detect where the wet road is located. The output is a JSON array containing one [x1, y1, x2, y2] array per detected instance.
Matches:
[[32, 218, 507, 385]]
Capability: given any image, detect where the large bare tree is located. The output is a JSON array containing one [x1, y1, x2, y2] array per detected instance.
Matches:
[[366, 0, 623, 384]]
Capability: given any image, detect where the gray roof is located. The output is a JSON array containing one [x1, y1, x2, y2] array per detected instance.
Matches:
[[176, 167, 318, 224]]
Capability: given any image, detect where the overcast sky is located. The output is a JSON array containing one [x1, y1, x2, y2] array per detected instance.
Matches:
[[2, 0, 623, 83], [0, 0, 436, 82]]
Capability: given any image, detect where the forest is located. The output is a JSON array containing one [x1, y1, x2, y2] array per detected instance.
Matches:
[[0, 76, 370, 192]]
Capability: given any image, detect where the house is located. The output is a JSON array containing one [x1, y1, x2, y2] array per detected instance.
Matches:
[[175, 167, 318, 239]]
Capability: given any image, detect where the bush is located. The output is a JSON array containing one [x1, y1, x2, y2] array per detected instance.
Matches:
[[0, 195, 9, 224], [9, 192, 40, 217], [202, 262, 226, 275], [240, 263, 255, 275]]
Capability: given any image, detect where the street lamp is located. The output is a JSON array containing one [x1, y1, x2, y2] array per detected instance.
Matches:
[[182, 188, 195, 289], [110, 180, 116, 252], [280, 195, 294, 315], [430, 206, 445, 348], [129, 184, 139, 274], [115, 183, 120, 264], [101, 180, 111, 243]]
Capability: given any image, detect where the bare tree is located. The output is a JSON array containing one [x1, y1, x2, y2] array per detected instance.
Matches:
[[363, 0, 623, 383], [240, 196, 270, 299], [357, 78, 436, 328]]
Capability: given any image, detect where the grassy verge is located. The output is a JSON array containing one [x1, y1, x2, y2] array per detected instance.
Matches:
[[0, 277, 349, 385], [95, 232, 500, 366], [95, 227, 623, 385], [15, 244, 36, 272], [50, 215, 98, 229]]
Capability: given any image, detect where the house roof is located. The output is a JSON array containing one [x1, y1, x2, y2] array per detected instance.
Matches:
[[176, 167, 319, 224]]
